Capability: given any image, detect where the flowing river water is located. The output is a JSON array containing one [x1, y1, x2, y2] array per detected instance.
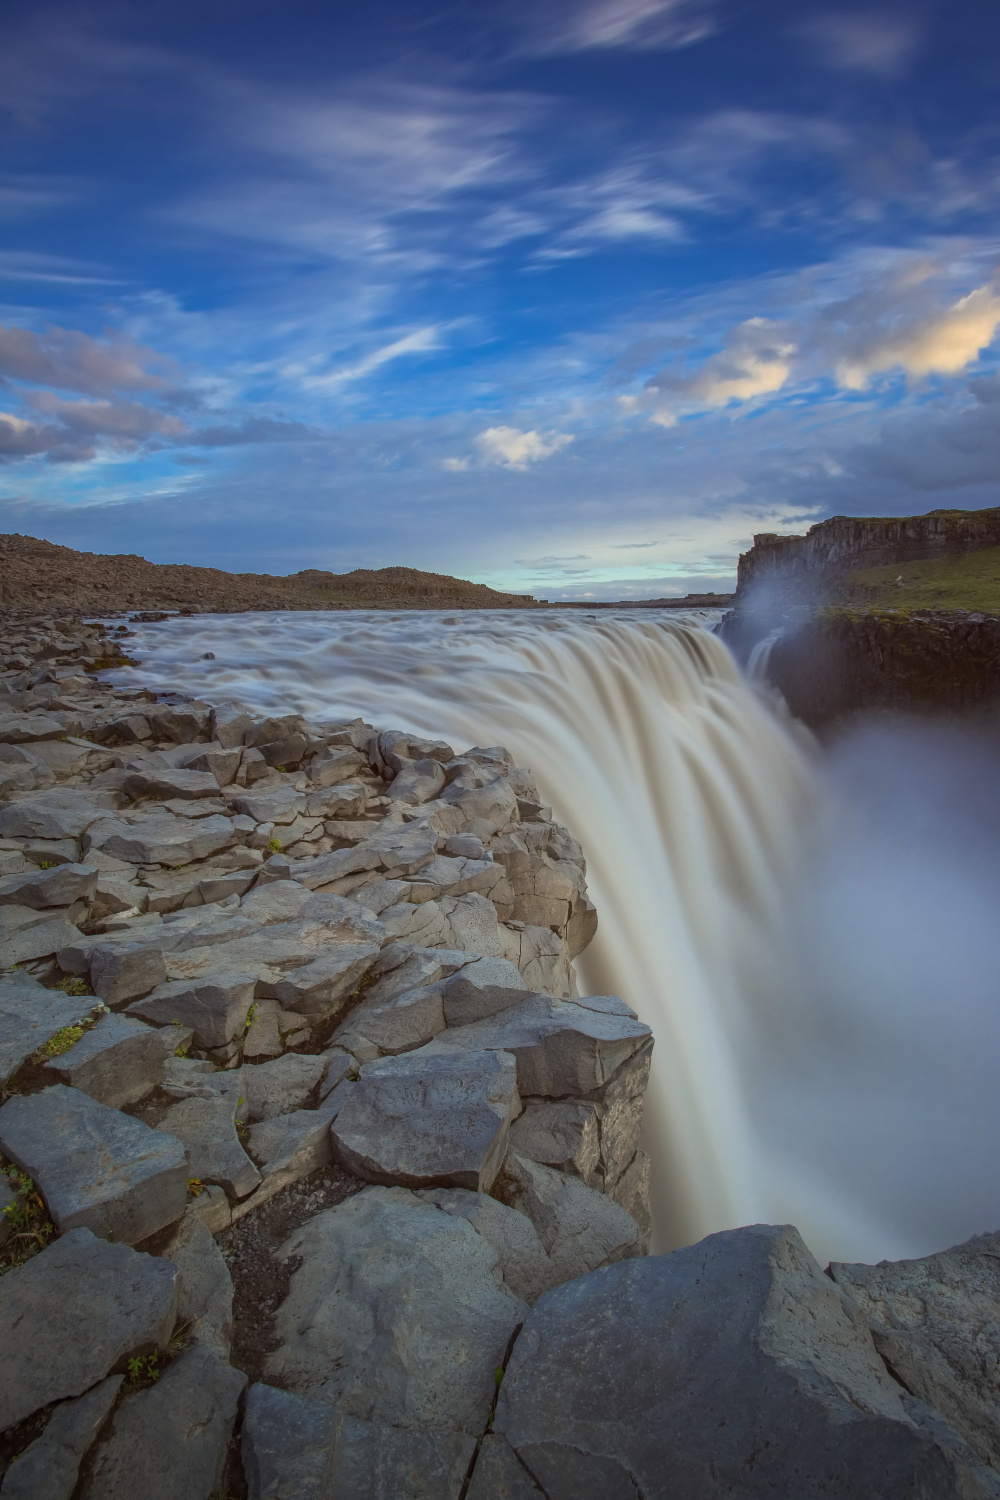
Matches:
[[114, 608, 1000, 1265]]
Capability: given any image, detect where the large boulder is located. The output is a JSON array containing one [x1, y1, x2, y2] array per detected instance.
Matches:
[[0, 971, 94, 1085], [44, 1011, 165, 1108], [475, 1223, 1000, 1500], [0, 1228, 177, 1429], [332, 1049, 520, 1192], [493, 1152, 643, 1283], [830, 1231, 1000, 1471], [0, 1374, 122, 1500], [0, 1085, 188, 1243]]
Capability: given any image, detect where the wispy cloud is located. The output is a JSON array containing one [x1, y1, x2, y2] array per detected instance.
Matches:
[[474, 425, 574, 468], [794, 13, 920, 76], [300, 327, 444, 391], [517, 0, 717, 55]]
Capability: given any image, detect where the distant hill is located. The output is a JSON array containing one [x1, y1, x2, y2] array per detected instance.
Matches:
[[0, 534, 538, 616]]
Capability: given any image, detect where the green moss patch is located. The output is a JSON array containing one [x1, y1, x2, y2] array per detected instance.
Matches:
[[837, 546, 1000, 614]]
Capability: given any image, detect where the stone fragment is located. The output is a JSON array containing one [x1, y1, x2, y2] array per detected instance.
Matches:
[[308, 744, 364, 786], [0, 971, 92, 1084], [444, 833, 485, 859], [500, 922, 572, 997], [44, 1011, 164, 1107], [24, 836, 80, 867], [0, 1085, 188, 1243], [245, 1095, 344, 1189], [333, 983, 446, 1062], [286, 844, 382, 889], [199, 868, 257, 904], [0, 861, 98, 908], [609, 1149, 652, 1253], [387, 758, 446, 805], [830, 1232, 1000, 1470], [496, 1153, 642, 1284], [0, 789, 108, 840], [232, 785, 307, 824], [241, 880, 313, 924], [508, 1099, 601, 1185], [184, 745, 243, 784], [485, 1223, 1000, 1500], [187, 1181, 232, 1235], [92, 873, 148, 920], [333, 1048, 519, 1192], [0, 911, 86, 969], [124, 766, 221, 801], [320, 1417, 475, 1500], [81, 1341, 246, 1500], [159, 1093, 261, 1201], [242, 1384, 336, 1500], [408, 854, 506, 904], [318, 1045, 356, 1099], [127, 972, 256, 1047], [440, 956, 530, 1026], [441, 774, 519, 838], [424, 1186, 556, 1306], [242, 1051, 327, 1119], [306, 781, 368, 819], [375, 730, 454, 774], [428, 993, 651, 1097], [161, 1212, 234, 1355], [88, 939, 168, 1006], [265, 1185, 526, 1444], [211, 702, 254, 748], [0, 1375, 123, 1500], [579, 1037, 652, 1189], [146, 702, 211, 744], [0, 1227, 178, 1430], [85, 813, 237, 866], [242, 996, 283, 1059]]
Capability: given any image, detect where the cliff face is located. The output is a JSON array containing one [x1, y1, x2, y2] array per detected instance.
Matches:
[[736, 508, 1000, 601]]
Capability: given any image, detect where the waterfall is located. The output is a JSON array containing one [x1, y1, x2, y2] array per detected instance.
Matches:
[[118, 608, 1000, 1266]]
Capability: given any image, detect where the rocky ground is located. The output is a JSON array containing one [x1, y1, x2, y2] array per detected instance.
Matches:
[[0, 534, 539, 615], [0, 610, 998, 1499]]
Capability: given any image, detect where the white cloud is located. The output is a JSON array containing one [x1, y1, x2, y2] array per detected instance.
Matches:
[[475, 425, 574, 468], [835, 285, 1000, 389], [442, 455, 470, 471], [301, 327, 443, 391], [646, 317, 797, 423], [795, 13, 919, 76], [522, 0, 716, 54]]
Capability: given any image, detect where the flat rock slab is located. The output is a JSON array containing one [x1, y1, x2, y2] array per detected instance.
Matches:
[[161, 1213, 234, 1357], [0, 1227, 177, 1430], [830, 1231, 1000, 1471], [242, 1383, 336, 1500], [0, 861, 98, 909], [265, 1185, 527, 1442], [128, 972, 257, 1047], [81, 1341, 246, 1500], [0, 971, 93, 1085], [0, 789, 110, 840], [85, 813, 236, 866], [333, 1048, 519, 1192], [242, 1051, 327, 1120], [439, 957, 529, 1027], [246, 1095, 344, 1187], [88, 939, 168, 1006], [44, 1011, 165, 1108], [333, 982, 446, 1062], [160, 1093, 261, 1201], [124, 766, 221, 801], [484, 1223, 1000, 1500], [0, 1084, 188, 1243], [428, 993, 651, 1096], [0, 913, 87, 971], [0, 1374, 123, 1500]]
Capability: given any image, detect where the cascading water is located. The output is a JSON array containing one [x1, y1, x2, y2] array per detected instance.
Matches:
[[114, 608, 1000, 1266]]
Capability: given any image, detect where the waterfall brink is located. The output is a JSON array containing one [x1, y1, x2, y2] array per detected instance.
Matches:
[[124, 609, 814, 1251]]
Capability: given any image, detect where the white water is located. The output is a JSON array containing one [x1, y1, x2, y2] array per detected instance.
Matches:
[[113, 609, 1000, 1264]]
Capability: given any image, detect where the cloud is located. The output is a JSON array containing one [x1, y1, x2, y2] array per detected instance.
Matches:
[[23, 390, 187, 440], [520, 0, 717, 54], [834, 285, 1000, 389], [795, 13, 919, 76], [0, 322, 182, 398], [442, 456, 470, 471], [474, 426, 574, 468], [301, 328, 443, 391], [645, 317, 796, 423]]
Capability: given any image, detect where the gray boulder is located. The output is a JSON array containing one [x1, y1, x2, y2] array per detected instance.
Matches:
[[242, 1383, 336, 1500], [333, 1049, 520, 1192], [480, 1223, 1000, 1500], [211, 702, 254, 748], [387, 758, 446, 806], [232, 786, 307, 824], [88, 939, 168, 1006], [123, 766, 221, 801], [309, 745, 364, 786], [0, 1375, 123, 1500], [508, 1099, 601, 1185], [0, 1085, 188, 1243], [81, 1341, 246, 1500], [0, 789, 108, 840], [422, 1186, 557, 1306], [427, 992, 651, 1096], [830, 1231, 1000, 1470], [242, 1051, 327, 1120], [44, 1011, 164, 1107], [441, 775, 519, 838], [0, 1227, 177, 1429], [439, 956, 529, 1026], [265, 1185, 526, 1443], [0, 912, 87, 970], [246, 1094, 347, 1190], [161, 1212, 234, 1356], [609, 1148, 652, 1253], [496, 1152, 642, 1284], [333, 983, 446, 1063], [85, 813, 236, 866], [127, 972, 256, 1047], [0, 861, 98, 909], [146, 703, 211, 743], [0, 971, 94, 1085], [160, 1092, 261, 1201]]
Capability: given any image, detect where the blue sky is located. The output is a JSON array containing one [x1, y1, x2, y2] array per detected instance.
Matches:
[[1, 0, 998, 599]]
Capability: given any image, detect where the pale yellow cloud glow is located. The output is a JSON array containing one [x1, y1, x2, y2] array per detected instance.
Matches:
[[474, 425, 574, 468], [836, 284, 1000, 389]]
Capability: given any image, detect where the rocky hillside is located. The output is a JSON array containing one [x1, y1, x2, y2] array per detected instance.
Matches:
[[0, 617, 1000, 1494], [0, 534, 538, 616]]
